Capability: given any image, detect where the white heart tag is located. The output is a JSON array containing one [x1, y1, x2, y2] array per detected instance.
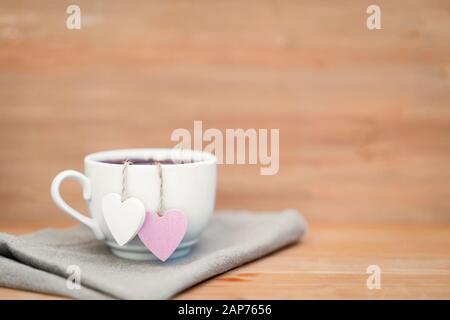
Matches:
[[102, 193, 145, 246]]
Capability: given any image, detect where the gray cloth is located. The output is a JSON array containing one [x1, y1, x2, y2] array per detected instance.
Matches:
[[0, 209, 307, 299]]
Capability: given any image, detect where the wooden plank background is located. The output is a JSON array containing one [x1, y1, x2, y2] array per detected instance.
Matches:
[[0, 0, 449, 227]]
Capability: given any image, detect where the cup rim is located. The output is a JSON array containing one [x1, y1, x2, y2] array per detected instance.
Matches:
[[84, 148, 216, 167]]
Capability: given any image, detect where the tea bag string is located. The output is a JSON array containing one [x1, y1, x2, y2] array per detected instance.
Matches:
[[156, 162, 164, 215], [121, 160, 132, 202], [121, 160, 164, 214]]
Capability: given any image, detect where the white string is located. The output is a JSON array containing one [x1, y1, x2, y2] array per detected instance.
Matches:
[[156, 162, 164, 215], [121, 160, 132, 202], [122, 159, 164, 214]]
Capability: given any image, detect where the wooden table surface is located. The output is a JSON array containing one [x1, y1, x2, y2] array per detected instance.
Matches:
[[1, 222, 449, 299], [1, 0, 449, 299]]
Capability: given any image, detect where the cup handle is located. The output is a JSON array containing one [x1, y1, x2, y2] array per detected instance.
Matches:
[[51, 170, 105, 240]]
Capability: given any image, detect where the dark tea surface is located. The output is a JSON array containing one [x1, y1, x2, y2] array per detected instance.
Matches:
[[100, 158, 196, 165]]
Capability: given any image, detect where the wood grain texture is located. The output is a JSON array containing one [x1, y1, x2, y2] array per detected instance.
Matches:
[[0, 0, 449, 225], [0, 0, 449, 300], [0, 223, 449, 299]]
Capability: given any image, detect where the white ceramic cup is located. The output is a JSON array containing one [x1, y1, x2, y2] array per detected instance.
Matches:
[[51, 148, 216, 260]]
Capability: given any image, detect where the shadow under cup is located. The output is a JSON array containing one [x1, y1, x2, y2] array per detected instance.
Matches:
[[57, 149, 217, 261]]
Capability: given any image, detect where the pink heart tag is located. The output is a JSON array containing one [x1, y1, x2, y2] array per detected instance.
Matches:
[[138, 209, 188, 262]]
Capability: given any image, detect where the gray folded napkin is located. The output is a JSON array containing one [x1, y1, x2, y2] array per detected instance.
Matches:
[[0, 209, 307, 299]]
